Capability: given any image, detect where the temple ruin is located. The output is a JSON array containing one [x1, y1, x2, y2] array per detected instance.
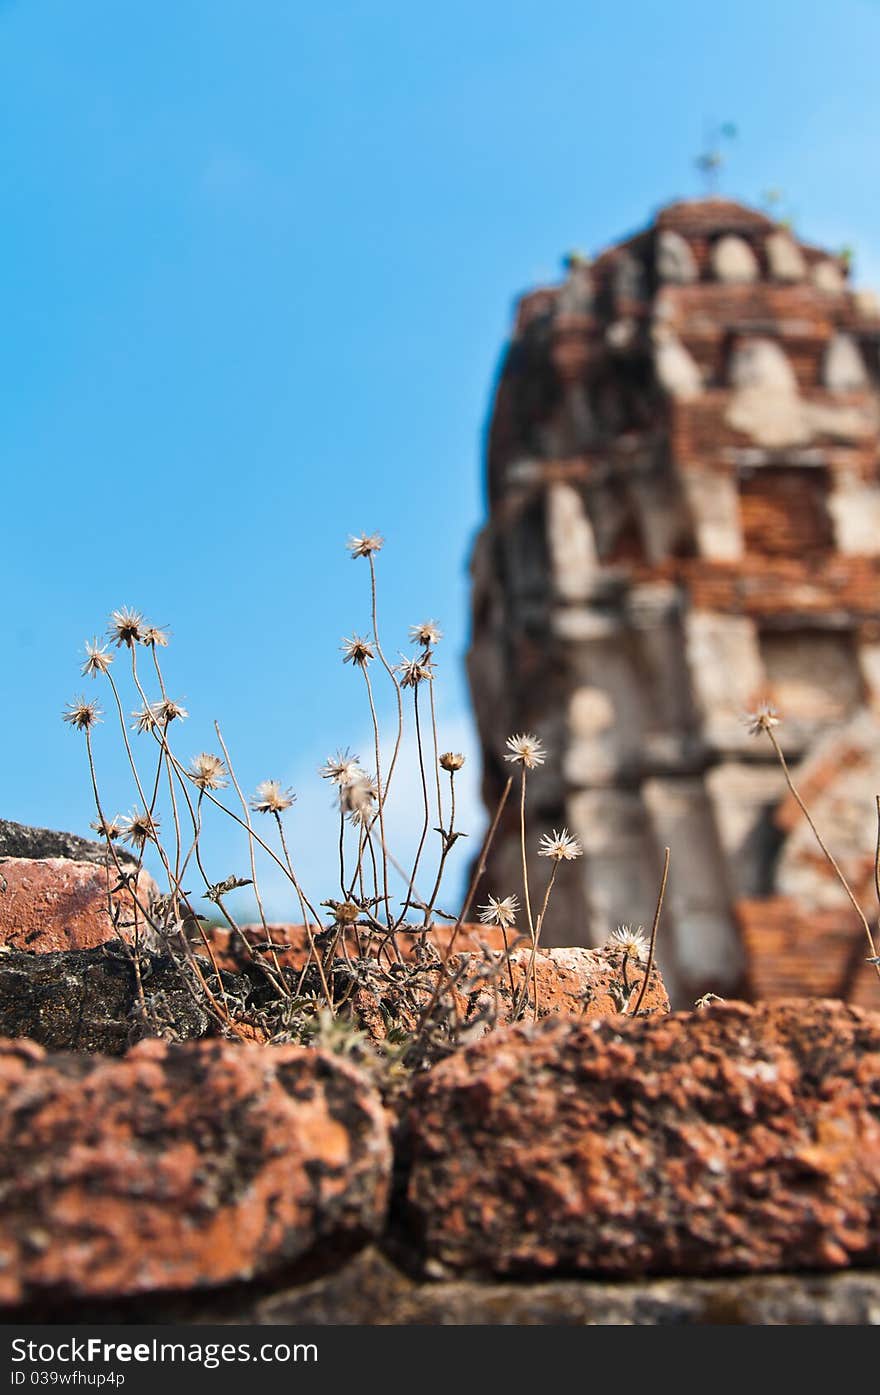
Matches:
[[467, 197, 880, 1006]]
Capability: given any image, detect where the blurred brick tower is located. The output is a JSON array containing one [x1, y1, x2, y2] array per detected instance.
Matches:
[[468, 198, 880, 1006]]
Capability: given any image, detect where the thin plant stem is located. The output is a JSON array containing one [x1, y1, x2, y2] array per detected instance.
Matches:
[[397, 684, 431, 927], [213, 723, 284, 981], [361, 665, 393, 929], [515, 860, 560, 1020], [631, 846, 670, 1017], [274, 813, 334, 1012], [422, 768, 458, 927], [519, 767, 535, 942], [765, 727, 880, 973]]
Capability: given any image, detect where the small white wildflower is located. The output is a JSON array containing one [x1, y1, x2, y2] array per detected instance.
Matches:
[[107, 607, 145, 648], [478, 894, 520, 930], [346, 533, 384, 559], [82, 639, 113, 679], [341, 775, 379, 825], [90, 815, 123, 841], [341, 634, 375, 667], [120, 808, 160, 849], [504, 733, 546, 769], [320, 750, 364, 786], [410, 620, 442, 648], [188, 753, 228, 791], [743, 701, 781, 737], [439, 751, 465, 773], [63, 697, 102, 731], [608, 925, 648, 960], [537, 828, 583, 861], [250, 779, 296, 814], [397, 655, 433, 689]]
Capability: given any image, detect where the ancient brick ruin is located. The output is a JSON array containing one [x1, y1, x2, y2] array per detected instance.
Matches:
[[468, 197, 880, 1006]]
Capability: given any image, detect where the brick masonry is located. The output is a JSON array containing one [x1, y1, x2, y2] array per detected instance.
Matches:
[[467, 197, 880, 1005]]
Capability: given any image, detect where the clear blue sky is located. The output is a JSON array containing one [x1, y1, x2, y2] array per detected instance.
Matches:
[[3, 1, 880, 916]]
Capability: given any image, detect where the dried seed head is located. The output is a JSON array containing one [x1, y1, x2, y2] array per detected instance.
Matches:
[[439, 751, 465, 773], [153, 697, 188, 725], [63, 697, 102, 731], [141, 626, 170, 648], [743, 701, 781, 737], [120, 808, 160, 849], [694, 992, 726, 1010], [188, 752, 228, 791], [478, 894, 519, 929], [250, 779, 296, 814], [90, 815, 123, 841], [346, 533, 384, 559], [608, 924, 648, 960], [504, 732, 546, 769], [397, 655, 433, 689], [341, 775, 378, 825], [131, 705, 158, 734], [82, 638, 113, 679], [107, 607, 145, 648], [409, 620, 442, 648], [333, 900, 361, 926], [537, 828, 583, 861], [341, 634, 375, 667], [320, 750, 364, 787]]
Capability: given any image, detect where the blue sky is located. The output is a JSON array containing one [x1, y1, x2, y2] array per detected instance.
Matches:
[[3, 0, 880, 916]]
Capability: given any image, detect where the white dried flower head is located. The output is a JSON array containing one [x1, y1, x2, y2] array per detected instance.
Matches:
[[342, 775, 379, 825], [439, 751, 465, 773], [153, 697, 187, 725], [743, 701, 781, 737], [82, 638, 113, 679], [320, 750, 364, 787], [188, 752, 228, 791], [504, 732, 546, 769], [131, 705, 158, 735], [409, 620, 442, 648], [608, 924, 648, 960], [346, 533, 384, 559], [63, 697, 102, 731], [397, 655, 433, 689], [120, 808, 160, 849], [694, 992, 726, 1010], [537, 828, 583, 861], [250, 779, 296, 814], [341, 634, 375, 667], [332, 900, 361, 926], [107, 607, 145, 648], [90, 815, 123, 841], [141, 626, 170, 648], [478, 894, 520, 929]]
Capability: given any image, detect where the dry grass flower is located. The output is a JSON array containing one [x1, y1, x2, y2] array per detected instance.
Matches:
[[743, 701, 781, 737], [82, 639, 113, 678], [608, 924, 648, 960], [409, 620, 442, 648], [320, 750, 363, 786], [188, 752, 228, 791], [478, 893, 519, 929], [107, 607, 145, 648], [341, 634, 375, 667], [120, 808, 160, 849], [537, 828, 583, 861], [504, 732, 546, 769], [346, 533, 384, 559], [439, 751, 465, 772], [63, 697, 102, 731], [250, 780, 296, 814]]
